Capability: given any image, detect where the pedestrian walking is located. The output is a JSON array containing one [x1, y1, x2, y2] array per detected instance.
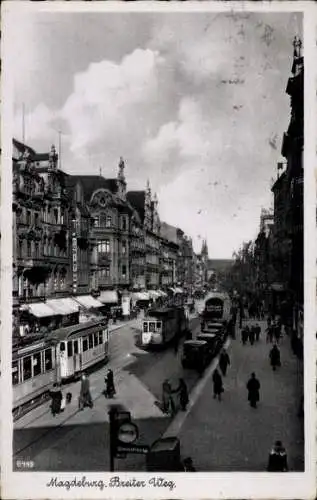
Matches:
[[269, 344, 281, 371], [212, 369, 224, 401], [267, 440, 288, 472], [273, 320, 281, 344], [162, 380, 175, 415], [219, 349, 230, 376], [246, 372, 260, 408], [249, 326, 255, 345], [78, 372, 93, 410], [105, 368, 116, 398], [49, 383, 63, 417], [266, 325, 274, 343], [241, 326, 249, 345], [255, 323, 261, 342], [178, 378, 189, 411]]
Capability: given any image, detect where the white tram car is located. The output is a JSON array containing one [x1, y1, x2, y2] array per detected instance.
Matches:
[[12, 319, 109, 420]]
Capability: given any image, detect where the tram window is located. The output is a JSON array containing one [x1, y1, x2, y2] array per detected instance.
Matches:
[[67, 342, 73, 357], [23, 356, 32, 381], [12, 362, 19, 385], [33, 352, 42, 377], [143, 322, 148, 332], [73, 340, 79, 354], [157, 322, 162, 329], [44, 349, 52, 371], [149, 322, 156, 333], [88, 334, 93, 349], [83, 337, 88, 352], [98, 331, 103, 344], [60, 342, 66, 352], [94, 332, 98, 346]]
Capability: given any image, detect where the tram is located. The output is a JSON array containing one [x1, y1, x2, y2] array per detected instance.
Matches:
[[141, 306, 188, 347], [200, 292, 232, 333], [12, 319, 109, 420]]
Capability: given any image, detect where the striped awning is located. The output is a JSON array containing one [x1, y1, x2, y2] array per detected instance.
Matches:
[[99, 290, 118, 304], [74, 295, 103, 309], [46, 298, 79, 315], [27, 302, 56, 318]]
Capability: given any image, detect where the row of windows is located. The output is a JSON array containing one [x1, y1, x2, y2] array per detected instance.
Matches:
[[93, 215, 128, 231], [143, 321, 162, 333], [60, 330, 105, 357], [18, 208, 65, 226], [97, 240, 127, 254], [12, 349, 53, 385], [18, 240, 68, 259]]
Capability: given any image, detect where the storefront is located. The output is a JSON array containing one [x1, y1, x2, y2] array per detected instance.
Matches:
[[46, 298, 80, 327], [73, 295, 104, 323], [98, 290, 121, 317], [19, 302, 58, 336]]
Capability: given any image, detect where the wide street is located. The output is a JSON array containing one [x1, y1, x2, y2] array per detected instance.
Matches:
[[13, 314, 304, 472]]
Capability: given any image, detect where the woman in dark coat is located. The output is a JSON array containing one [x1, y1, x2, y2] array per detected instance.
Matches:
[[219, 350, 230, 376], [241, 326, 249, 345], [247, 372, 260, 408], [50, 383, 62, 417], [178, 378, 189, 411], [105, 369, 116, 398], [269, 345, 281, 371], [249, 326, 255, 345], [212, 369, 223, 401], [79, 373, 93, 410]]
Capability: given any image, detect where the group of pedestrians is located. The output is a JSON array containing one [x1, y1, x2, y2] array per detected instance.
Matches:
[[161, 378, 189, 415], [241, 324, 261, 345], [49, 368, 118, 417]]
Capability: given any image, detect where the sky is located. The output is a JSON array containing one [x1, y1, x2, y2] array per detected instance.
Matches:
[[10, 9, 302, 258]]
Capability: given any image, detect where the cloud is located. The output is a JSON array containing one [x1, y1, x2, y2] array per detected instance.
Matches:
[[61, 48, 165, 159], [14, 103, 59, 149]]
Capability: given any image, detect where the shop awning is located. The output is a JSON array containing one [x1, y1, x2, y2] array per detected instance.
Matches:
[[174, 287, 184, 294], [27, 302, 56, 318], [74, 295, 103, 309], [99, 290, 118, 304], [46, 298, 79, 315], [132, 292, 150, 301], [148, 290, 161, 299], [169, 287, 177, 294], [157, 290, 168, 297]]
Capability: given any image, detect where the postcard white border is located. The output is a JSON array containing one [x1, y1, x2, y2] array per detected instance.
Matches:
[[1, 1, 316, 499]]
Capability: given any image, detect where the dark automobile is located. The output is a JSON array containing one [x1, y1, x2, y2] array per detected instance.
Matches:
[[181, 340, 209, 371], [196, 333, 223, 359]]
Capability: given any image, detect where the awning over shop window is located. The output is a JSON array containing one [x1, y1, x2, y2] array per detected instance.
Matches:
[[46, 298, 79, 315], [148, 290, 161, 299], [168, 287, 177, 294], [132, 292, 150, 301], [174, 287, 184, 294], [74, 295, 104, 309], [99, 290, 119, 304], [26, 302, 56, 318], [157, 290, 168, 297]]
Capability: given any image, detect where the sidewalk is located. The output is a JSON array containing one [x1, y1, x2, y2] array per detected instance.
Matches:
[[164, 320, 304, 471]]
